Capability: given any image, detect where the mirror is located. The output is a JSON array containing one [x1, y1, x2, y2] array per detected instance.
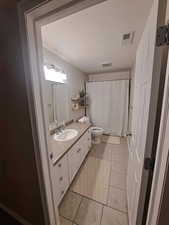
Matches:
[[45, 80, 70, 127], [44, 63, 70, 127]]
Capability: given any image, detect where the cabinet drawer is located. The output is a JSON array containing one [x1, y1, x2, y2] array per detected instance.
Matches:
[[52, 154, 69, 205]]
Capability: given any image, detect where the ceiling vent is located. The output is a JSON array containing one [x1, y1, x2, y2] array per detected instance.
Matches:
[[122, 31, 135, 46], [102, 62, 112, 68]]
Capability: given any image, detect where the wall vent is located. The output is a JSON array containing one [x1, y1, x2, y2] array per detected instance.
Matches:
[[122, 32, 135, 46], [102, 62, 112, 68]]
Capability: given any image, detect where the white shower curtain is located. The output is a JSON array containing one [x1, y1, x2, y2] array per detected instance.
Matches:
[[87, 80, 129, 136]]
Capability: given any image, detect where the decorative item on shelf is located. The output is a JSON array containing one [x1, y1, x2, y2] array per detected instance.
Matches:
[[71, 88, 88, 110], [72, 102, 79, 111], [78, 116, 90, 123], [79, 88, 85, 98], [71, 96, 80, 101]]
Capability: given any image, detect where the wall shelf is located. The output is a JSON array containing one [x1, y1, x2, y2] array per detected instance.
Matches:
[[71, 95, 88, 111], [71, 96, 88, 102]]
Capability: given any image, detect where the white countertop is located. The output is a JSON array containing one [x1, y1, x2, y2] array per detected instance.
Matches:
[[50, 122, 91, 165]]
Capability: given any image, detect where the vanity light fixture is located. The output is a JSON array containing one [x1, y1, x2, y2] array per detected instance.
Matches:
[[44, 64, 67, 83]]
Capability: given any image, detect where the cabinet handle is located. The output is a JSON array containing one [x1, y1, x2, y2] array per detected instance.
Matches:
[[77, 148, 81, 153], [58, 163, 62, 168], [59, 176, 63, 181], [49, 153, 53, 159]]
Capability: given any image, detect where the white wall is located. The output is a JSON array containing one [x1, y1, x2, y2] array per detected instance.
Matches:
[[43, 48, 87, 122], [88, 70, 130, 82]]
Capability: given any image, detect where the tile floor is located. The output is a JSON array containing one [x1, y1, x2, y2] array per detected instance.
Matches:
[[59, 138, 129, 225]]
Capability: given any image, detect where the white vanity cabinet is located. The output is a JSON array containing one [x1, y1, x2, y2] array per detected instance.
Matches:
[[52, 127, 91, 206], [52, 154, 69, 206]]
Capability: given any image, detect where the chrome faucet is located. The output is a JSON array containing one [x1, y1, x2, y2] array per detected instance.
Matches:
[[62, 121, 66, 130], [56, 121, 66, 134]]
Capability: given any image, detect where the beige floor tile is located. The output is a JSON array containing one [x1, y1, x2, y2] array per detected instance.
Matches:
[[72, 156, 111, 204], [111, 160, 128, 174], [101, 206, 128, 225], [107, 187, 127, 212], [112, 146, 128, 153], [74, 197, 103, 225], [111, 150, 128, 162], [89, 143, 112, 161], [109, 170, 126, 190], [102, 135, 121, 144], [120, 138, 127, 145], [60, 217, 73, 225], [59, 191, 82, 221], [111, 145, 128, 164]]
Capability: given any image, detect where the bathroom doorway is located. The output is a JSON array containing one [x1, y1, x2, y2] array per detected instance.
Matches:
[[22, 0, 168, 225]]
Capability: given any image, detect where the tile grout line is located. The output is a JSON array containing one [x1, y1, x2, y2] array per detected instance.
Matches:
[[105, 142, 115, 205], [99, 204, 104, 225], [71, 189, 128, 215], [70, 190, 104, 208], [108, 184, 126, 191], [72, 196, 105, 225], [105, 204, 128, 214], [60, 215, 74, 224], [72, 195, 83, 225]]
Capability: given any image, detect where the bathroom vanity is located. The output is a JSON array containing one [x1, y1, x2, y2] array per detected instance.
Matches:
[[50, 122, 91, 206]]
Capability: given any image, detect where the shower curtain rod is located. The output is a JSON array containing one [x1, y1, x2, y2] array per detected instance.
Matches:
[[87, 78, 131, 82]]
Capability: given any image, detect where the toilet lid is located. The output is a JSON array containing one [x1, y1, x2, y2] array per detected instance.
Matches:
[[91, 127, 104, 132]]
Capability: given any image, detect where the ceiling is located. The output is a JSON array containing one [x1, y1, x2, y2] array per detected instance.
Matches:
[[41, 0, 153, 74]]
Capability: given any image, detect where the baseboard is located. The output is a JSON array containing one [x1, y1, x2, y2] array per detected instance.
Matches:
[[127, 136, 131, 153]]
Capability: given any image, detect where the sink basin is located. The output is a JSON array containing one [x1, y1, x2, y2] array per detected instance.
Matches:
[[53, 129, 78, 142]]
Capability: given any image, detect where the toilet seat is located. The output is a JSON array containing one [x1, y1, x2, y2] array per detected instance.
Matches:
[[91, 127, 104, 135]]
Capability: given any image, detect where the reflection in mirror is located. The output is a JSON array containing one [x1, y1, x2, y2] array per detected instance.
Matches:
[[44, 64, 67, 83], [53, 82, 69, 124], [44, 64, 69, 127]]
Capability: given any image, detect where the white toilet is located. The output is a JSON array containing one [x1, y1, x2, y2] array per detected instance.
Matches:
[[91, 127, 104, 144]]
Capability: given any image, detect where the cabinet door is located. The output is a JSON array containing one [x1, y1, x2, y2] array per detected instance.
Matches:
[[82, 129, 92, 154], [79, 130, 90, 163], [52, 154, 69, 205], [79, 134, 87, 163], [68, 128, 92, 183], [87, 128, 92, 150], [68, 143, 82, 183]]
